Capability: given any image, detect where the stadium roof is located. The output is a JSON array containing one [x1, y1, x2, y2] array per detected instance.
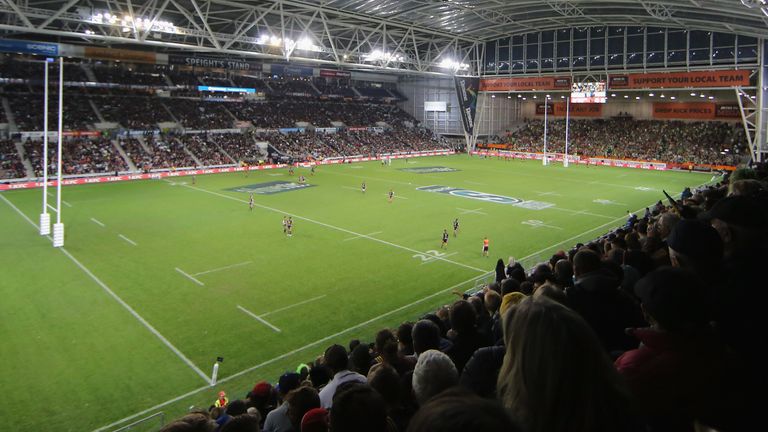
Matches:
[[0, 0, 766, 75]]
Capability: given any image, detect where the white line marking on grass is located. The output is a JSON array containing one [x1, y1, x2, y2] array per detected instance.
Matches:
[[521, 220, 564, 230], [548, 207, 614, 219], [46, 204, 58, 213], [90, 218, 105, 227], [118, 234, 138, 246], [260, 295, 327, 318], [457, 207, 487, 215], [237, 305, 282, 332], [193, 261, 252, 276], [47, 192, 72, 207], [178, 184, 487, 273], [536, 191, 562, 197], [0, 194, 210, 384], [343, 231, 383, 241], [421, 252, 458, 265], [175, 267, 205, 286], [267, 173, 283, 176], [593, 199, 627, 206]]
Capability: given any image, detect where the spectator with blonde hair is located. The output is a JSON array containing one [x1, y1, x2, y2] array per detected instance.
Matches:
[[497, 297, 637, 432]]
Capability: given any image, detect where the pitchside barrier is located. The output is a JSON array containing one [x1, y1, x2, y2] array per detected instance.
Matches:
[[0, 150, 455, 191], [471, 149, 736, 172]]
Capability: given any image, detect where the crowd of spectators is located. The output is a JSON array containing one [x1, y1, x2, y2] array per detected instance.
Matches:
[[0, 139, 25, 179], [145, 136, 197, 169], [504, 119, 746, 166], [5, 93, 96, 131], [95, 96, 175, 129], [91, 64, 170, 87], [22, 137, 127, 176], [178, 134, 232, 166], [158, 164, 767, 432], [118, 137, 154, 170], [173, 99, 235, 130], [214, 133, 264, 163]]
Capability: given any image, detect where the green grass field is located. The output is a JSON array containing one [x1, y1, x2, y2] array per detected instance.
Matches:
[[0, 155, 714, 432]]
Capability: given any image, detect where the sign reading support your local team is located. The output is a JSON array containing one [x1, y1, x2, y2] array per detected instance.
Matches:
[[417, 185, 554, 210], [227, 181, 315, 195], [400, 166, 460, 173]]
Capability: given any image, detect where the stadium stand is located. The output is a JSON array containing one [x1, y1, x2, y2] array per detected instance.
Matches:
[[503, 119, 747, 166], [156, 163, 767, 432], [0, 138, 25, 179]]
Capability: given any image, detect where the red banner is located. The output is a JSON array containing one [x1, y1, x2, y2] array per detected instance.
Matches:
[[653, 102, 716, 119], [480, 76, 571, 92], [536, 102, 602, 117], [610, 70, 750, 89]]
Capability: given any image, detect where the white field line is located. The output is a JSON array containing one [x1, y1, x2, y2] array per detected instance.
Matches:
[[90, 218, 106, 227], [343, 231, 383, 241], [46, 204, 59, 213], [193, 261, 252, 276], [548, 207, 615, 220], [177, 184, 487, 273], [0, 193, 209, 384], [118, 234, 138, 246], [421, 252, 458, 265], [47, 191, 72, 207], [237, 305, 282, 332], [536, 191, 562, 197], [91, 269, 493, 432], [259, 295, 328, 318], [174, 267, 205, 286], [456, 207, 487, 215], [387, 193, 408, 200]]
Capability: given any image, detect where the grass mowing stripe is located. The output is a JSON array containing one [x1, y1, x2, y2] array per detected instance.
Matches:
[[176, 182, 488, 273], [0, 193, 210, 384]]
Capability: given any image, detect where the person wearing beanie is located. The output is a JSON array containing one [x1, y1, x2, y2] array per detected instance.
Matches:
[[412, 349, 458, 405]]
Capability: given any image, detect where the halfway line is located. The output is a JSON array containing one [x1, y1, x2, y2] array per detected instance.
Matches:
[[237, 305, 282, 333], [91, 218, 106, 227]]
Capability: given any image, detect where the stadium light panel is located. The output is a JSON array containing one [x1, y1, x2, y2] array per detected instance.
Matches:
[[649, 93, 655, 96], [438, 59, 469, 71]]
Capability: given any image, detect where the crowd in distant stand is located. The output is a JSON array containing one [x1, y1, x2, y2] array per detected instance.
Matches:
[[504, 119, 746, 166], [157, 166, 768, 432], [22, 137, 127, 176], [0, 139, 25, 179]]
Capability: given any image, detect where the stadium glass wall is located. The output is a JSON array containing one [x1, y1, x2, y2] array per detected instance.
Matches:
[[483, 26, 759, 75]]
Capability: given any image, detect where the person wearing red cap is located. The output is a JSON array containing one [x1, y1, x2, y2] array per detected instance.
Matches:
[[214, 391, 228, 408], [301, 407, 328, 432]]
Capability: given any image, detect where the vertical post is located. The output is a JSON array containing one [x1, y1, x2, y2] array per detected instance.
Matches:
[[39, 60, 51, 235], [543, 97, 548, 166], [53, 57, 64, 248], [564, 97, 570, 167]]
